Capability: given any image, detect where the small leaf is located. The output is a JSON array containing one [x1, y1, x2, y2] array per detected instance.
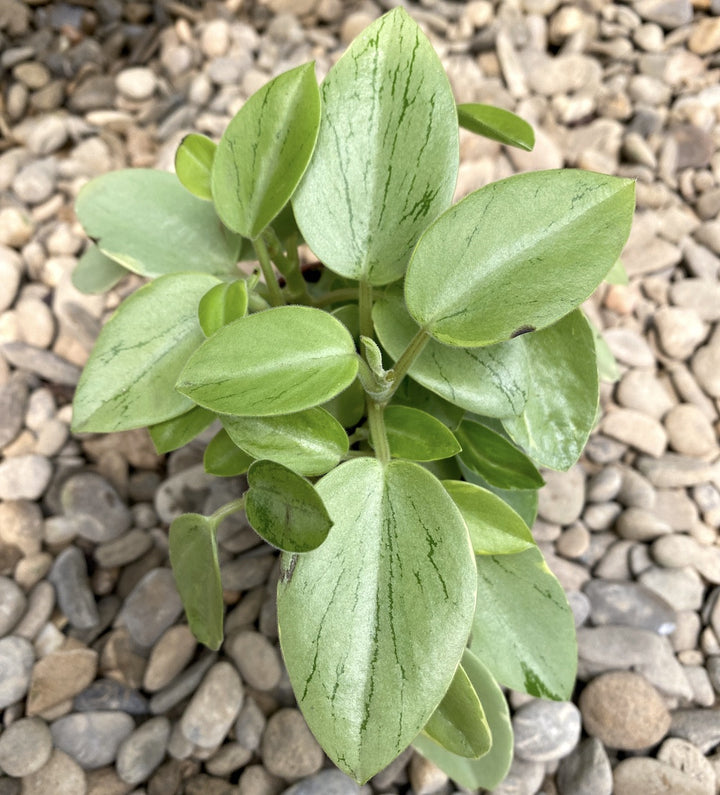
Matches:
[[383, 406, 461, 461], [422, 662, 491, 759], [221, 408, 348, 477], [404, 170, 635, 346], [72, 273, 220, 433], [177, 306, 359, 417], [457, 103, 535, 151], [76, 170, 242, 279], [604, 257, 628, 285], [175, 133, 216, 200], [414, 650, 513, 791], [503, 309, 598, 470], [321, 377, 365, 429], [169, 513, 224, 650], [211, 63, 320, 239], [442, 480, 535, 555], [293, 7, 459, 285], [149, 406, 215, 454], [198, 281, 249, 337], [246, 460, 332, 552], [71, 244, 128, 294], [392, 379, 464, 430], [458, 460, 539, 528], [204, 429, 254, 477], [587, 315, 620, 383], [471, 547, 577, 700], [456, 419, 544, 491], [373, 290, 528, 418], [278, 458, 476, 782]]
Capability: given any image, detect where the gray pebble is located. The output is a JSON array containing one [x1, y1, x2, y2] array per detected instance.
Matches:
[[24, 114, 68, 156], [654, 306, 708, 360], [618, 467, 656, 509], [603, 327, 655, 367], [13, 580, 55, 640], [60, 471, 132, 543], [665, 403, 718, 457], [0, 716, 52, 777], [603, 409, 667, 457], [221, 552, 277, 591], [116, 716, 170, 785], [537, 466, 586, 525], [670, 709, 720, 753], [586, 467, 622, 503], [149, 650, 217, 715], [0, 377, 27, 448], [0, 454, 52, 501], [616, 369, 675, 420], [51, 711, 135, 770], [20, 749, 86, 795], [180, 661, 243, 749], [74, 678, 148, 715], [283, 769, 361, 795], [94, 528, 153, 568], [670, 278, 720, 322], [0, 635, 34, 708], [639, 565, 705, 610], [613, 757, 708, 795], [584, 579, 675, 633], [12, 158, 56, 204], [683, 665, 716, 708], [119, 568, 183, 647], [513, 700, 581, 762], [491, 756, 545, 795], [49, 546, 99, 630], [556, 736, 612, 795], [637, 453, 720, 488], [0, 341, 80, 385], [261, 708, 325, 781], [615, 507, 672, 541], [204, 742, 252, 777], [234, 696, 267, 752], [0, 576, 27, 637], [225, 630, 283, 691], [143, 624, 197, 693], [657, 737, 716, 794]]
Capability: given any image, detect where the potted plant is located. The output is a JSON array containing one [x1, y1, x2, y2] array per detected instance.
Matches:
[[70, 8, 634, 788]]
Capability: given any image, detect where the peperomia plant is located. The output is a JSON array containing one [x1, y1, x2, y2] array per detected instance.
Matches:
[[70, 8, 634, 788]]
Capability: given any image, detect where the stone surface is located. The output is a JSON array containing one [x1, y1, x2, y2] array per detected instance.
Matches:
[[556, 736, 613, 795], [116, 716, 171, 785], [657, 737, 716, 795], [613, 757, 708, 795], [119, 568, 184, 648], [0, 716, 52, 776], [225, 630, 283, 691], [51, 711, 135, 770], [143, 624, 197, 692], [0, 635, 34, 708], [49, 546, 99, 630], [537, 466, 586, 525], [0, 576, 27, 637], [0, 454, 52, 500], [20, 749, 87, 795], [60, 472, 132, 543], [180, 662, 243, 749], [513, 700, 581, 762], [261, 708, 324, 781], [584, 579, 676, 633], [27, 647, 98, 715]]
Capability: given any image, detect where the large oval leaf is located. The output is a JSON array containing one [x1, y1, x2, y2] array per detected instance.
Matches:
[[246, 460, 332, 552], [457, 103, 534, 151], [383, 406, 460, 461], [422, 662, 490, 759], [373, 291, 528, 418], [221, 408, 348, 477], [169, 513, 224, 650], [503, 310, 598, 470], [75, 170, 242, 278], [442, 480, 535, 555], [72, 273, 220, 432], [72, 244, 128, 294], [277, 458, 476, 782], [203, 429, 254, 477], [414, 649, 513, 791], [292, 8, 458, 285], [177, 306, 358, 417], [456, 419, 544, 491], [458, 459, 539, 529], [404, 170, 635, 346], [211, 63, 320, 240], [149, 406, 215, 454], [470, 546, 577, 700]]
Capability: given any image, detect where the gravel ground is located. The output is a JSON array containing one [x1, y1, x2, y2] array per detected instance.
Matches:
[[1, 0, 720, 793]]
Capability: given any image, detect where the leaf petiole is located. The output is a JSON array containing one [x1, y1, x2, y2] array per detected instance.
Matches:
[[253, 236, 285, 307], [209, 496, 246, 526]]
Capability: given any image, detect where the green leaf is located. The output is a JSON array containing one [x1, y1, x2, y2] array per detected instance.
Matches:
[[292, 8, 458, 286], [442, 480, 535, 555], [604, 257, 628, 285], [75, 170, 242, 279], [471, 547, 577, 700], [503, 309, 598, 470], [149, 406, 215, 454], [177, 306, 359, 417], [72, 273, 220, 433], [246, 460, 332, 552], [204, 429, 254, 477], [422, 662, 491, 759], [456, 419, 544, 491], [414, 650, 513, 791], [175, 133, 216, 201], [373, 291, 528, 418], [277, 458, 476, 783], [588, 316, 620, 383], [211, 63, 320, 240], [458, 460, 539, 528], [72, 244, 128, 294], [404, 170, 635, 346], [221, 408, 348, 477], [382, 406, 461, 461], [321, 377, 365, 429], [198, 281, 249, 337], [457, 103, 534, 151], [392, 379, 464, 430], [169, 513, 224, 650]]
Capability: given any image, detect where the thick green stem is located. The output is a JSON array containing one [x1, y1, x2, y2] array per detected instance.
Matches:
[[367, 398, 390, 465], [209, 496, 246, 526], [359, 280, 374, 339], [314, 288, 360, 308], [253, 236, 285, 307], [386, 326, 430, 400]]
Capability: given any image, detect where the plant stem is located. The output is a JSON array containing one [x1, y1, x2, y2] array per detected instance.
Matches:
[[210, 496, 246, 525], [253, 236, 285, 307], [386, 326, 430, 400], [366, 397, 390, 465], [313, 288, 360, 308], [359, 280, 374, 339], [263, 229, 309, 303]]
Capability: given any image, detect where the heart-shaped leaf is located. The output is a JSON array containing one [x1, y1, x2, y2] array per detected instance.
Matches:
[[404, 169, 635, 346], [75, 170, 242, 279], [383, 406, 461, 461], [149, 406, 216, 454], [175, 133, 216, 200], [72, 244, 128, 294], [456, 420, 544, 491], [246, 460, 332, 552], [212, 63, 320, 240], [457, 103, 534, 151], [198, 281, 249, 337], [277, 458, 476, 782], [221, 408, 348, 477], [422, 662, 491, 759], [414, 650, 513, 791], [204, 429, 254, 477], [471, 546, 577, 700], [373, 290, 528, 418], [169, 513, 224, 650], [292, 8, 458, 285], [503, 309, 598, 470], [177, 306, 359, 417], [72, 273, 220, 432]]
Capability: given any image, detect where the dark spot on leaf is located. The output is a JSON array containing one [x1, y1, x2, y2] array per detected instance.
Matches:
[[511, 325, 536, 338]]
